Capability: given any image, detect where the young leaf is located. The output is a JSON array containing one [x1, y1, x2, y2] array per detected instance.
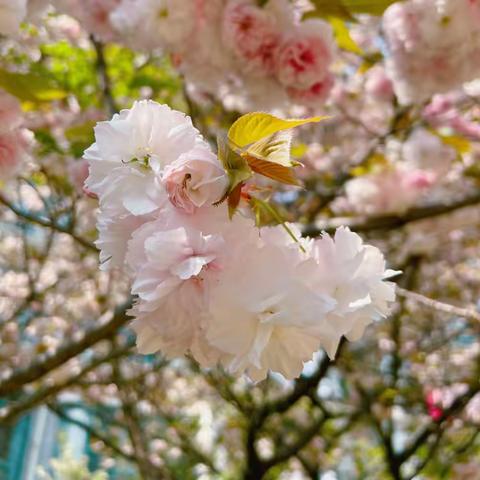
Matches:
[[241, 129, 301, 185], [246, 156, 301, 186], [329, 18, 364, 55], [245, 130, 293, 167], [227, 183, 244, 219], [227, 112, 325, 186], [217, 133, 253, 195], [216, 133, 253, 216], [228, 112, 326, 150]]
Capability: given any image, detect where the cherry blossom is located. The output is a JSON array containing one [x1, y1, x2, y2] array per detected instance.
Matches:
[[383, 0, 480, 104]]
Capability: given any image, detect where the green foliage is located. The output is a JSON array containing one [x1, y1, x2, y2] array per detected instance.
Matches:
[[0, 68, 66, 104], [40, 41, 97, 107], [65, 121, 96, 158], [105, 45, 183, 108]]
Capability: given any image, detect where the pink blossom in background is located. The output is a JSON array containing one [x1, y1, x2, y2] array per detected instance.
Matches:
[[54, 0, 120, 43], [0, 90, 22, 133], [286, 74, 334, 107], [365, 66, 394, 102], [67, 158, 95, 196], [275, 19, 334, 90], [423, 93, 480, 141], [425, 390, 443, 421], [383, 0, 480, 104], [0, 129, 32, 181], [343, 129, 455, 215], [223, 0, 280, 75]]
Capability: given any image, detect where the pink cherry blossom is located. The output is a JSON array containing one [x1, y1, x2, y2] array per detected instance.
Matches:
[[0, 129, 32, 181], [163, 142, 228, 214], [365, 66, 394, 102], [383, 0, 480, 104], [274, 19, 334, 90], [223, 0, 280, 75], [68, 158, 90, 195], [55, 0, 120, 42], [286, 73, 334, 107], [0, 90, 22, 133]]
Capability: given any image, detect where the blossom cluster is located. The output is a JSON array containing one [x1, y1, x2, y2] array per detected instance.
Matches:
[[2, 0, 336, 111], [85, 100, 397, 380], [109, 0, 336, 110], [383, 0, 480, 104], [111, 0, 335, 110], [341, 129, 455, 215], [0, 89, 32, 181]]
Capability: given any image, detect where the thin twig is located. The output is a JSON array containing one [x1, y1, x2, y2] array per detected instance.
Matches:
[[396, 287, 480, 323], [0, 191, 97, 251]]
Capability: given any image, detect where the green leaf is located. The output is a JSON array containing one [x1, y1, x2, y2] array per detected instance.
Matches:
[[217, 134, 253, 194], [65, 121, 96, 158], [329, 17, 364, 55], [216, 134, 253, 217], [0, 68, 67, 103]]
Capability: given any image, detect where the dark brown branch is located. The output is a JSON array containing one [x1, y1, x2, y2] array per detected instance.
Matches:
[[0, 340, 133, 424], [91, 37, 118, 116], [258, 345, 342, 424], [303, 191, 480, 237], [397, 384, 480, 464], [0, 301, 131, 397], [263, 414, 327, 470]]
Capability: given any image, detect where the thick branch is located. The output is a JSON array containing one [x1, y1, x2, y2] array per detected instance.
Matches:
[[0, 341, 133, 424], [263, 414, 327, 470], [303, 192, 480, 236], [0, 301, 131, 397]]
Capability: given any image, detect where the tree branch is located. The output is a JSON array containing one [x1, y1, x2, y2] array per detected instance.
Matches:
[[91, 37, 118, 116], [0, 340, 133, 424], [398, 384, 480, 464], [303, 191, 480, 236], [396, 287, 480, 323], [0, 191, 97, 251], [48, 402, 136, 462], [0, 301, 131, 397]]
